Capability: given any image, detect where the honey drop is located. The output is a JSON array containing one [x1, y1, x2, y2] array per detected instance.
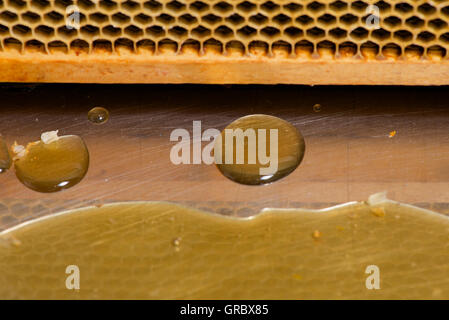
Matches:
[[0, 135, 11, 173], [214, 114, 305, 185], [88, 107, 109, 124], [13, 131, 89, 193]]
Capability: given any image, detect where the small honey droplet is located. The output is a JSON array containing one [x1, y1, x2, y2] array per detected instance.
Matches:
[[88, 107, 109, 125], [313, 104, 322, 112], [13, 131, 89, 193], [215, 114, 305, 185], [312, 230, 321, 240], [0, 135, 12, 173]]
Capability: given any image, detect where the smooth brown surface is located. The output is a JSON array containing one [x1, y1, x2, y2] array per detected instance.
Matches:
[[1, 84, 449, 230]]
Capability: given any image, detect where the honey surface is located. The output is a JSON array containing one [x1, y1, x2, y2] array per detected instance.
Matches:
[[0, 199, 447, 299]]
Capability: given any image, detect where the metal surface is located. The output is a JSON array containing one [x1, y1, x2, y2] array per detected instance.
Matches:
[[1, 84, 449, 230]]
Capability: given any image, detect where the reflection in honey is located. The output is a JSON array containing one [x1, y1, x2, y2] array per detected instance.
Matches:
[[215, 115, 305, 185], [0, 195, 447, 299], [13, 132, 89, 193], [87, 107, 109, 125], [0, 135, 11, 173]]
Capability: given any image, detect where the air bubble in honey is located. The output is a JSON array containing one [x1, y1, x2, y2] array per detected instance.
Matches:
[[13, 131, 89, 193], [88, 107, 109, 125], [0, 135, 11, 173], [215, 115, 305, 185]]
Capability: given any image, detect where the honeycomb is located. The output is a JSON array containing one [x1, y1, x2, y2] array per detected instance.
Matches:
[[0, 0, 448, 60]]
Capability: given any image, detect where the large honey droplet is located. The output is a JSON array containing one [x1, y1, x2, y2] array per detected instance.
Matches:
[[215, 114, 305, 185], [13, 131, 89, 193], [0, 135, 11, 173]]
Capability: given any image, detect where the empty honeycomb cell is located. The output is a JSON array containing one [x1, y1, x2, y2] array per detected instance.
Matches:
[[180, 38, 199, 55], [418, 31, 436, 43], [204, 38, 222, 54], [306, 1, 324, 13], [418, 3, 436, 16], [35, 25, 54, 38], [338, 41, 357, 58], [384, 16, 402, 28], [260, 26, 280, 38], [317, 40, 336, 58], [375, 0, 391, 12], [0, 10, 18, 22], [190, 1, 209, 13], [22, 11, 40, 23], [115, 37, 134, 54], [427, 45, 446, 60], [178, 13, 197, 25], [102, 25, 122, 37], [90, 12, 109, 24], [99, 0, 117, 11], [329, 27, 347, 40], [306, 26, 325, 39], [351, 1, 368, 13], [350, 26, 369, 40], [429, 18, 447, 31], [144, 0, 162, 13], [12, 24, 31, 36], [284, 26, 302, 39], [70, 38, 89, 54], [225, 13, 244, 26], [202, 13, 221, 25], [340, 13, 357, 25], [58, 26, 77, 39], [394, 30, 412, 42], [248, 40, 268, 56], [372, 28, 391, 41], [93, 39, 112, 53], [146, 25, 164, 38], [272, 40, 291, 57], [136, 38, 155, 54], [214, 25, 233, 39], [158, 38, 177, 54], [9, 0, 26, 10], [77, 0, 95, 10], [226, 40, 244, 56], [0, 0, 448, 61], [44, 11, 64, 24], [48, 40, 68, 54], [191, 25, 210, 38], [382, 43, 401, 59], [329, 1, 347, 12], [25, 39, 45, 53], [295, 39, 313, 58], [249, 13, 268, 25]]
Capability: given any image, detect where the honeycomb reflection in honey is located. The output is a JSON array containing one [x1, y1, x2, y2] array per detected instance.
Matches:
[[0, 135, 11, 173], [215, 114, 305, 185], [13, 131, 89, 193], [0, 0, 448, 61], [88, 107, 109, 125], [0, 196, 448, 299]]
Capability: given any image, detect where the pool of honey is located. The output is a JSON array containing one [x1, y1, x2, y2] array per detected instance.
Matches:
[[1, 84, 449, 299]]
